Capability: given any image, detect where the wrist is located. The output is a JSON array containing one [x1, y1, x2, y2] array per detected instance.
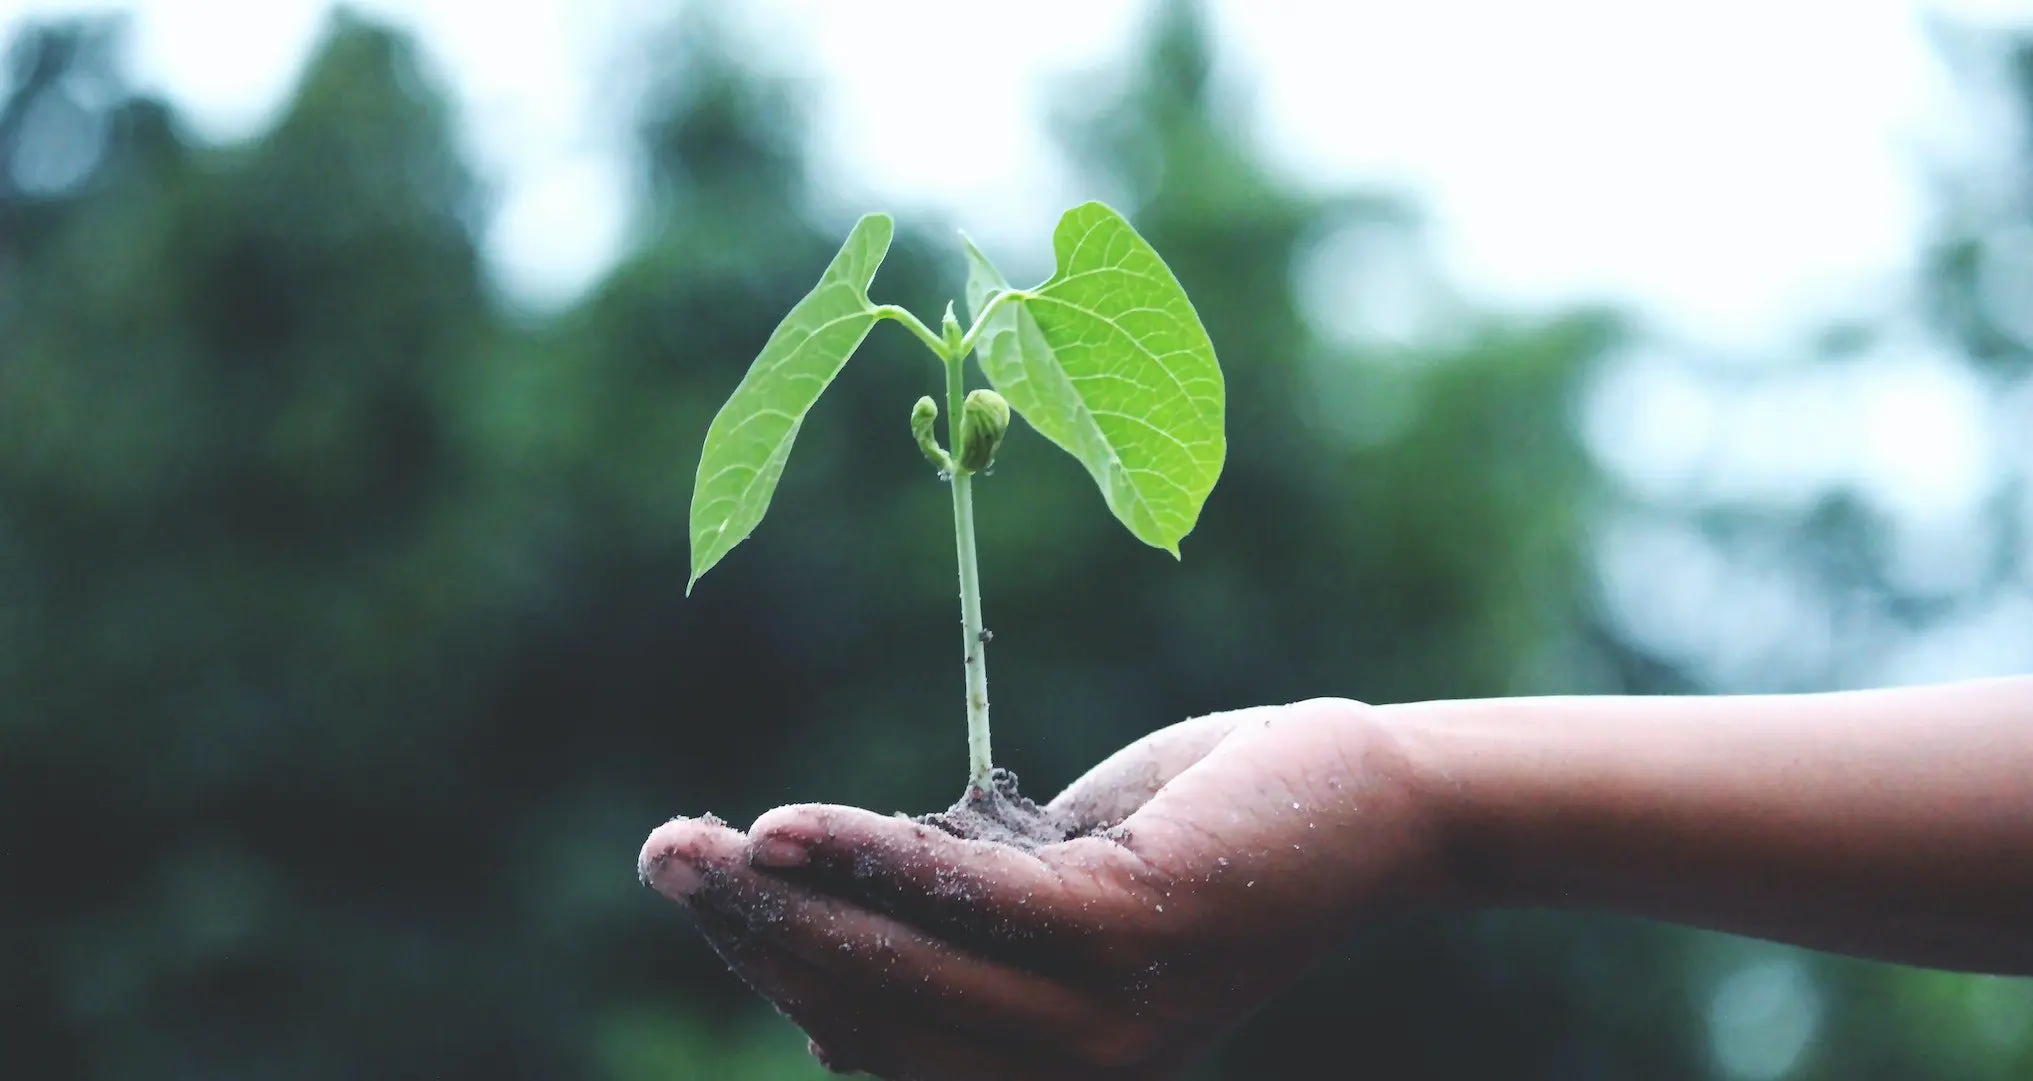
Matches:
[[1279, 698, 1502, 918], [1370, 700, 1527, 912]]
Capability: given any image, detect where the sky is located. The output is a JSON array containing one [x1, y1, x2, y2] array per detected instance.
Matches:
[[8, 0, 2032, 341]]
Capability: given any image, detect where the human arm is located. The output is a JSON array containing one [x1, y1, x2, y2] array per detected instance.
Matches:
[[1394, 675, 2033, 973], [638, 677, 2033, 1078]]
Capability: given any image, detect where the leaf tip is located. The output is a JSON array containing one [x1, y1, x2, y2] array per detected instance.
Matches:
[[1063, 199, 1124, 224], [847, 212, 895, 263]]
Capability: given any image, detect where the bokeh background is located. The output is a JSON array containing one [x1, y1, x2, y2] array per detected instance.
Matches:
[[3, 0, 2032, 1077]]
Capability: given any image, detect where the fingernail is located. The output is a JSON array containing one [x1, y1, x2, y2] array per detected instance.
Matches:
[[638, 820, 708, 898], [655, 857, 704, 898], [751, 835, 810, 869], [639, 845, 705, 898]]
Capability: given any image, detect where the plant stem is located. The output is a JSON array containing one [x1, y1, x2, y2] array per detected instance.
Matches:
[[954, 289, 1028, 358], [944, 347, 994, 792], [874, 305, 947, 357]]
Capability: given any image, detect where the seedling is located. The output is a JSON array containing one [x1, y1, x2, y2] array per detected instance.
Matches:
[[687, 202, 1224, 837]]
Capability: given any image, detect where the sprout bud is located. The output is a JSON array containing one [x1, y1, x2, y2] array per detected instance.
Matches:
[[910, 396, 951, 472], [956, 389, 1011, 474], [940, 301, 963, 353]]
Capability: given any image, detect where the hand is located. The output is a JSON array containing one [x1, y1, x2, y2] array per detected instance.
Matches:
[[638, 698, 1453, 1079]]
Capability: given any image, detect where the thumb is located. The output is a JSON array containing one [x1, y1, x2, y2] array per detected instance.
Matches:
[[1046, 707, 1275, 832]]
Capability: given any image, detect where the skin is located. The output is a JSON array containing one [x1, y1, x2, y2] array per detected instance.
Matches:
[[638, 676, 2033, 1080]]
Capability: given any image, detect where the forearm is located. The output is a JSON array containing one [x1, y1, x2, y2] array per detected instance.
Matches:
[[1380, 677, 2033, 974]]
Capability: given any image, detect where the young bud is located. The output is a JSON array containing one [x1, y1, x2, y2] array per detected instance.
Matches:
[[910, 396, 951, 472], [956, 389, 1011, 473], [940, 301, 964, 354]]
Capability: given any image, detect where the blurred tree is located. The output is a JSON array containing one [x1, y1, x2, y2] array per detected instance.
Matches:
[[1926, 32, 2033, 381], [2, 1, 2026, 1079], [0, 12, 570, 1078]]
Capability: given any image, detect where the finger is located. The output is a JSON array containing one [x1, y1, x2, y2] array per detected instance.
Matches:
[[1124, 697, 1380, 881], [643, 820, 905, 1072], [692, 892, 1132, 1081], [691, 843, 1150, 1065], [639, 814, 745, 901], [641, 816, 1148, 1055], [1047, 709, 1266, 830], [688, 900, 888, 1074], [746, 804, 1156, 949]]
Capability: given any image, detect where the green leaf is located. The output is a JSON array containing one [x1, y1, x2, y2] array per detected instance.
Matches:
[[688, 212, 893, 591], [964, 202, 1224, 556]]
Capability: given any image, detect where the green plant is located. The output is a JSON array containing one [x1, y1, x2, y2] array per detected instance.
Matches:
[[687, 202, 1224, 797]]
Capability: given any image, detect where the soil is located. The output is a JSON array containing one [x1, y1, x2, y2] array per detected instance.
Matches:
[[913, 767, 1096, 851]]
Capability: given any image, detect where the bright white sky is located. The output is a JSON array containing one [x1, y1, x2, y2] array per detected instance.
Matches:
[[10, 0, 2033, 338]]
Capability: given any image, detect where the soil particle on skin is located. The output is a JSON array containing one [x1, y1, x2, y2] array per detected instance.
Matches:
[[914, 767, 1096, 850]]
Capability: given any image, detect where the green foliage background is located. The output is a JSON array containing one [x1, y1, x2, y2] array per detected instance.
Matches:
[[1, 3, 2028, 1078]]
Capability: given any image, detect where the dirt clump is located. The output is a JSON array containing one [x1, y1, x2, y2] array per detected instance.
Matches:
[[913, 768, 1094, 851]]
